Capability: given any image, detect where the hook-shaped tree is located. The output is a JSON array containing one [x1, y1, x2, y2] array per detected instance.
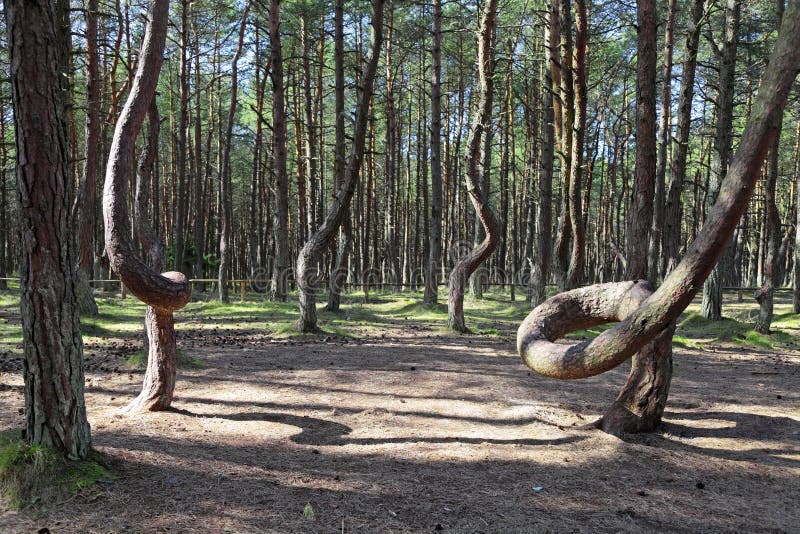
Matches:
[[103, 0, 191, 412], [518, 3, 800, 436]]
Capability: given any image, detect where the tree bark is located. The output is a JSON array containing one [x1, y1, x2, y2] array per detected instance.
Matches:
[[8, 0, 92, 459], [648, 0, 677, 284], [423, 0, 443, 306], [326, 0, 350, 311], [662, 0, 705, 274], [103, 0, 191, 412], [269, 0, 289, 302], [447, 0, 501, 333], [73, 0, 100, 317], [519, 1, 800, 435], [702, 0, 741, 320], [218, 5, 249, 302], [296, 0, 384, 332], [755, 132, 783, 333]]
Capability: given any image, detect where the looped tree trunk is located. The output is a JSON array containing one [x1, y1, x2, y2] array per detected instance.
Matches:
[[103, 0, 191, 412], [517, 2, 800, 436]]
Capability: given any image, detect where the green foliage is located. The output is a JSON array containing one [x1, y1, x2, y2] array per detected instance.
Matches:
[[0, 430, 112, 510]]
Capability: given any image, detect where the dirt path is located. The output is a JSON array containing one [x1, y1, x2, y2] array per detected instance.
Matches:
[[1, 324, 799, 532]]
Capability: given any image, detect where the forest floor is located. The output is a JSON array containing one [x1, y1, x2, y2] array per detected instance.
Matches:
[[0, 288, 798, 532]]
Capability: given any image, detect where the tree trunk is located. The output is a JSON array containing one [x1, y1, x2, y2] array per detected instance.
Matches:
[[530, 1, 557, 307], [173, 0, 189, 272], [269, 0, 289, 302], [648, 0, 677, 284], [217, 6, 249, 303], [702, 0, 741, 320], [663, 0, 704, 274], [423, 0, 443, 306], [296, 0, 384, 332], [755, 133, 783, 333], [326, 0, 350, 311], [103, 0, 191, 412], [519, 1, 800, 437], [73, 0, 100, 317], [793, 120, 800, 313], [8, 0, 92, 459], [447, 0, 501, 333]]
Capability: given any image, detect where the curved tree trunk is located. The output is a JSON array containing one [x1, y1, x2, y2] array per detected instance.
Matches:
[[423, 0, 443, 306], [103, 0, 191, 413], [296, 0, 384, 332], [447, 0, 500, 333], [8, 0, 92, 460], [519, 2, 800, 434]]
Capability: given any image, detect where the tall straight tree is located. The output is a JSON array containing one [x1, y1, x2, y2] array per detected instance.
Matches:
[[423, 0, 443, 305], [662, 0, 705, 274], [702, 0, 741, 320], [648, 0, 677, 283], [73, 0, 100, 316], [173, 0, 190, 272], [270, 0, 289, 301], [296, 0, 384, 332], [326, 0, 349, 311], [7, 0, 91, 459], [447, 0, 500, 332], [530, 0, 557, 307]]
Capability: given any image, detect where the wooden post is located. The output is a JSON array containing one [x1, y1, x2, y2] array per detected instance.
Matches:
[[240, 280, 246, 302]]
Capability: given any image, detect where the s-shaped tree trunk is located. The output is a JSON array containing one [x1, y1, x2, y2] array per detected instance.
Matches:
[[296, 0, 384, 332], [518, 2, 800, 436], [103, 0, 191, 412], [447, 0, 500, 333]]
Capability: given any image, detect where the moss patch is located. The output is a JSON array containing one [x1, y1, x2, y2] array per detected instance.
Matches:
[[0, 430, 113, 510]]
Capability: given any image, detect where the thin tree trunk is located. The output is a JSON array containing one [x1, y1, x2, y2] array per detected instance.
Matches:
[[702, 0, 741, 320], [173, 0, 189, 272], [424, 0, 444, 305]]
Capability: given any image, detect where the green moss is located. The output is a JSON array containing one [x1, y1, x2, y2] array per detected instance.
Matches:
[[0, 431, 112, 510]]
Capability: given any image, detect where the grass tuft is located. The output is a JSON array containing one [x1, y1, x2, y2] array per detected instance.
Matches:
[[0, 430, 112, 510]]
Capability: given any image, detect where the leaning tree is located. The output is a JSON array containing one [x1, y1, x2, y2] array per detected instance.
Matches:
[[103, 0, 191, 412], [295, 0, 384, 332], [7, 0, 92, 459], [517, 2, 800, 436]]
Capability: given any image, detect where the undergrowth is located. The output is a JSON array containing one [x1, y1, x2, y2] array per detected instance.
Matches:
[[0, 430, 112, 510]]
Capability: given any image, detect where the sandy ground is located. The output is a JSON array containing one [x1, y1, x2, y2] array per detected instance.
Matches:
[[1, 312, 799, 533]]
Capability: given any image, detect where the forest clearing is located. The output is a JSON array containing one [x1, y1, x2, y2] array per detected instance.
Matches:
[[1, 288, 799, 531], [1, 0, 800, 531]]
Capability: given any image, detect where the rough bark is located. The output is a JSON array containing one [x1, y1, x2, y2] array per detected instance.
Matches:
[[103, 0, 191, 412], [423, 0, 443, 306], [755, 134, 782, 333], [8, 0, 91, 459], [702, 0, 740, 320], [173, 0, 189, 272], [296, 0, 384, 332], [447, 0, 501, 333], [567, 0, 587, 288], [518, 2, 800, 434], [794, 120, 800, 313]]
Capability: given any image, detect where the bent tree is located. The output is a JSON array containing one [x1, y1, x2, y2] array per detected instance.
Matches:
[[518, 3, 800, 435], [7, 0, 91, 459], [103, 0, 192, 412], [296, 0, 384, 332], [447, 0, 501, 332]]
